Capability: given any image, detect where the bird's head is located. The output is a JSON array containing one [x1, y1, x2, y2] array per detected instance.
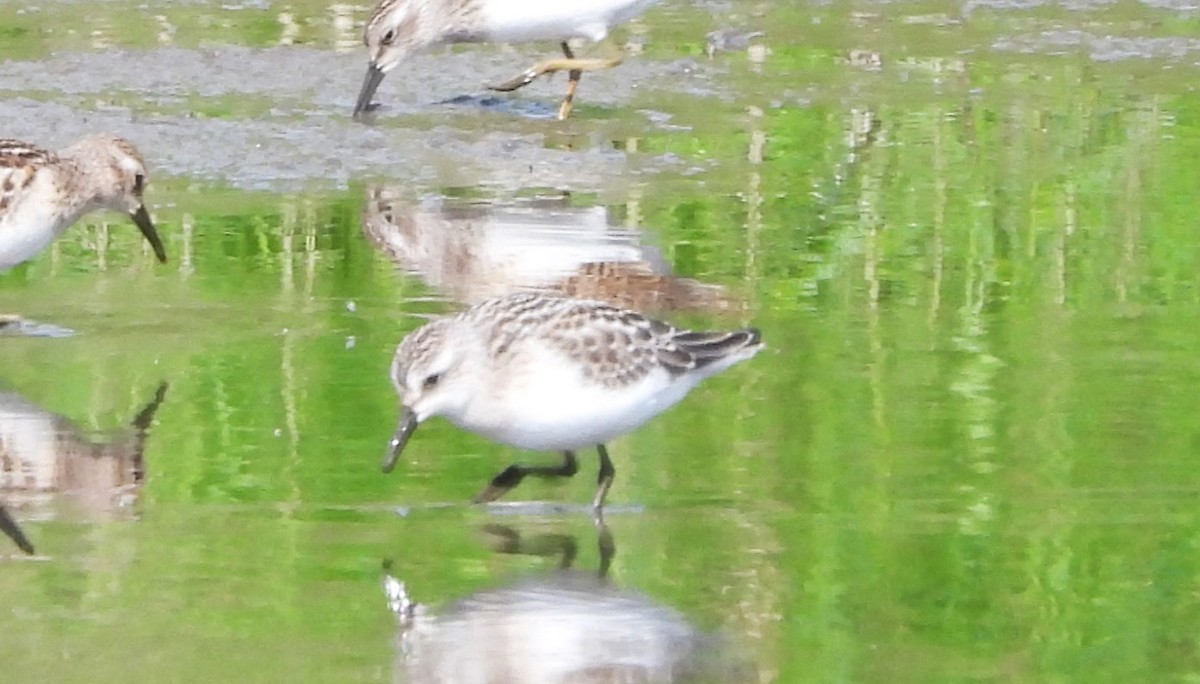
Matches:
[[382, 317, 473, 472], [355, 0, 447, 118], [68, 135, 167, 263]]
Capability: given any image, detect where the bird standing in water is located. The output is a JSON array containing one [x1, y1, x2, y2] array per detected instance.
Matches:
[[354, 0, 661, 120], [383, 293, 762, 508]]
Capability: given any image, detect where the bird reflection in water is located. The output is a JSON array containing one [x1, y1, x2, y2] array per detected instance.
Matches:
[[0, 382, 168, 555], [383, 522, 754, 683], [361, 188, 739, 314]]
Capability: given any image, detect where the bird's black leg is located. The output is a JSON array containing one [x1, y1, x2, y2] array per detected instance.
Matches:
[[592, 443, 615, 509], [473, 450, 580, 503]]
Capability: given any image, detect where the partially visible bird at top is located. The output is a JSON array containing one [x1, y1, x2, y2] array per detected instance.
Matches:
[[353, 0, 661, 121]]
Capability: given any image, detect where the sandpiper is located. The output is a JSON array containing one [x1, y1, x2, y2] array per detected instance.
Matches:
[[0, 135, 167, 327], [354, 0, 661, 121], [382, 292, 762, 508]]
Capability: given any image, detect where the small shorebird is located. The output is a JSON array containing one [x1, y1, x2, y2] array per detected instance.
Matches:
[[0, 135, 167, 327], [353, 0, 661, 121], [382, 292, 762, 508]]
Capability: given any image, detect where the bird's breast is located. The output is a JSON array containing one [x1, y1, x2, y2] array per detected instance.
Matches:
[[0, 205, 70, 270], [0, 172, 81, 270], [450, 365, 685, 451]]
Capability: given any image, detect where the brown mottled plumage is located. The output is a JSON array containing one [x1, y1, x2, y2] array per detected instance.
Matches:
[[0, 142, 49, 215], [558, 261, 740, 314]]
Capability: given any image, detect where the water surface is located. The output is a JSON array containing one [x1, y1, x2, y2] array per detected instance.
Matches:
[[2, 0, 1200, 681]]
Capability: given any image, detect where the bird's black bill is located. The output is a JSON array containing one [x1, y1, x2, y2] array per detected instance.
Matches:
[[354, 64, 386, 120], [382, 406, 418, 473], [130, 205, 168, 263]]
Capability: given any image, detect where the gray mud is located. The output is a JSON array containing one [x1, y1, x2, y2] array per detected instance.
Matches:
[[0, 46, 724, 191], [993, 30, 1200, 61]]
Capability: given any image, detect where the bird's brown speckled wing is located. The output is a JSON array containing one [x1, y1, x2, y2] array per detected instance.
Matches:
[[0, 140, 54, 165], [471, 293, 761, 389], [473, 294, 670, 389], [546, 301, 668, 389], [0, 140, 53, 219], [469, 295, 649, 388]]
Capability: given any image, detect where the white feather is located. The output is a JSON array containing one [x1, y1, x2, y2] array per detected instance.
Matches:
[[478, 0, 660, 42]]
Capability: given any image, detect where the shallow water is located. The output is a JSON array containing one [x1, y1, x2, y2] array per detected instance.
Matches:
[[3, 0, 1200, 681]]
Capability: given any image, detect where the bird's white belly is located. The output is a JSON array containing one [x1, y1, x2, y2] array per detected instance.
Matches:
[[458, 367, 698, 452], [480, 0, 659, 43], [0, 206, 65, 271]]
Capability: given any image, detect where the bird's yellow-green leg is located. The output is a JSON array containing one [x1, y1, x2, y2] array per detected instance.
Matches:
[[489, 41, 624, 119], [559, 51, 584, 120]]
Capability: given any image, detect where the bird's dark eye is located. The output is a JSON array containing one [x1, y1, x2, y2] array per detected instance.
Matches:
[[423, 373, 441, 390], [133, 173, 145, 195], [381, 28, 396, 45]]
